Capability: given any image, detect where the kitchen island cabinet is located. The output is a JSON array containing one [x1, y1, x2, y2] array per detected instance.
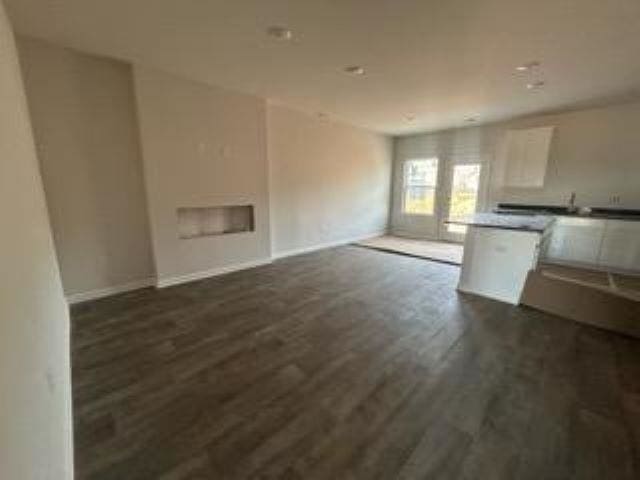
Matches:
[[447, 213, 554, 304]]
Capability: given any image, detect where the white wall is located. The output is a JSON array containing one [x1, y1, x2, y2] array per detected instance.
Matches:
[[393, 101, 640, 238], [13, 42, 392, 294], [392, 126, 495, 238], [491, 101, 640, 208], [17, 37, 155, 299], [134, 66, 271, 285], [0, 2, 73, 478], [267, 104, 393, 256]]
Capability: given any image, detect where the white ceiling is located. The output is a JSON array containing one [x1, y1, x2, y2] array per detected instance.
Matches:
[[6, 0, 640, 135]]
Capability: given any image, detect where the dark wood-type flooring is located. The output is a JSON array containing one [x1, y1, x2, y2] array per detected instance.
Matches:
[[72, 246, 640, 479]]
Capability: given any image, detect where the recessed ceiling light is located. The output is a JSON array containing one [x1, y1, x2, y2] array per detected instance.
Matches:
[[526, 80, 545, 89], [267, 26, 293, 41], [516, 61, 541, 72], [344, 65, 366, 76]]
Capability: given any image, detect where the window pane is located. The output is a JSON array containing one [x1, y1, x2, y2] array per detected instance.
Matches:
[[405, 158, 438, 186], [404, 186, 435, 215], [402, 158, 438, 215], [447, 163, 481, 233]]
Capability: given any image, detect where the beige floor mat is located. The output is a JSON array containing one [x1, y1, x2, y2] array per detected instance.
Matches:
[[356, 235, 463, 265]]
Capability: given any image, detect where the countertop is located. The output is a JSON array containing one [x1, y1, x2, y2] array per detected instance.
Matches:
[[446, 213, 555, 233], [495, 203, 640, 222]]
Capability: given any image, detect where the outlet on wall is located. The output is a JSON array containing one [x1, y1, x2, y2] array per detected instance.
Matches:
[[609, 195, 621, 205]]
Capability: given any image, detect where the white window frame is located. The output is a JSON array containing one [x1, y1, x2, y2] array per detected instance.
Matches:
[[401, 158, 439, 216]]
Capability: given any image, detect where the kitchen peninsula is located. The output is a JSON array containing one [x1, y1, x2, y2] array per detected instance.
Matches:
[[447, 213, 555, 304]]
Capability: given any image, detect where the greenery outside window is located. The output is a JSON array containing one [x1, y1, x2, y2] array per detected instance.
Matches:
[[402, 158, 438, 215]]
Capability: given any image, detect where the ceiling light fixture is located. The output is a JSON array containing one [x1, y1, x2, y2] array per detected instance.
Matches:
[[267, 26, 293, 41], [516, 60, 541, 72], [344, 65, 366, 76], [526, 80, 545, 90]]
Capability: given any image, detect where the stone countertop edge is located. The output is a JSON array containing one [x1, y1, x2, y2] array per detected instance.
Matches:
[[445, 213, 555, 233], [495, 204, 640, 222]]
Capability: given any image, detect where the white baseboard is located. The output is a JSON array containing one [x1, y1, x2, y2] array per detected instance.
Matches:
[[156, 257, 273, 288], [66, 278, 156, 304], [272, 230, 387, 260], [67, 232, 387, 301]]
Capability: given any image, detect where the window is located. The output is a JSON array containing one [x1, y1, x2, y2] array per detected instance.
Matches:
[[402, 158, 438, 215], [446, 163, 481, 234]]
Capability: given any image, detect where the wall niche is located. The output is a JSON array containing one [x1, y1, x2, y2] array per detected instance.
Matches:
[[177, 205, 255, 239]]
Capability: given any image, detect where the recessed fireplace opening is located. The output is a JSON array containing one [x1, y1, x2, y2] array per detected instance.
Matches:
[[177, 205, 255, 239]]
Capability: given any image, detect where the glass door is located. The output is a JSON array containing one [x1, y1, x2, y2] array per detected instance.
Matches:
[[440, 163, 482, 243], [399, 158, 441, 239]]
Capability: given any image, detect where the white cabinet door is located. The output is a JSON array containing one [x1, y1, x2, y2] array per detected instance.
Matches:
[[504, 126, 554, 187], [545, 217, 606, 265], [598, 220, 640, 272]]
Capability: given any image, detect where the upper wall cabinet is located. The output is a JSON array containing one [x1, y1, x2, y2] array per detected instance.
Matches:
[[503, 126, 555, 188]]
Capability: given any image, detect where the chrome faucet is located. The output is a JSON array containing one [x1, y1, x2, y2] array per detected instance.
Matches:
[[567, 191, 577, 213]]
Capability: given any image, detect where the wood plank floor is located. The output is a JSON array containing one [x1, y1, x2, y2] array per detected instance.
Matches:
[[71, 246, 640, 479]]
